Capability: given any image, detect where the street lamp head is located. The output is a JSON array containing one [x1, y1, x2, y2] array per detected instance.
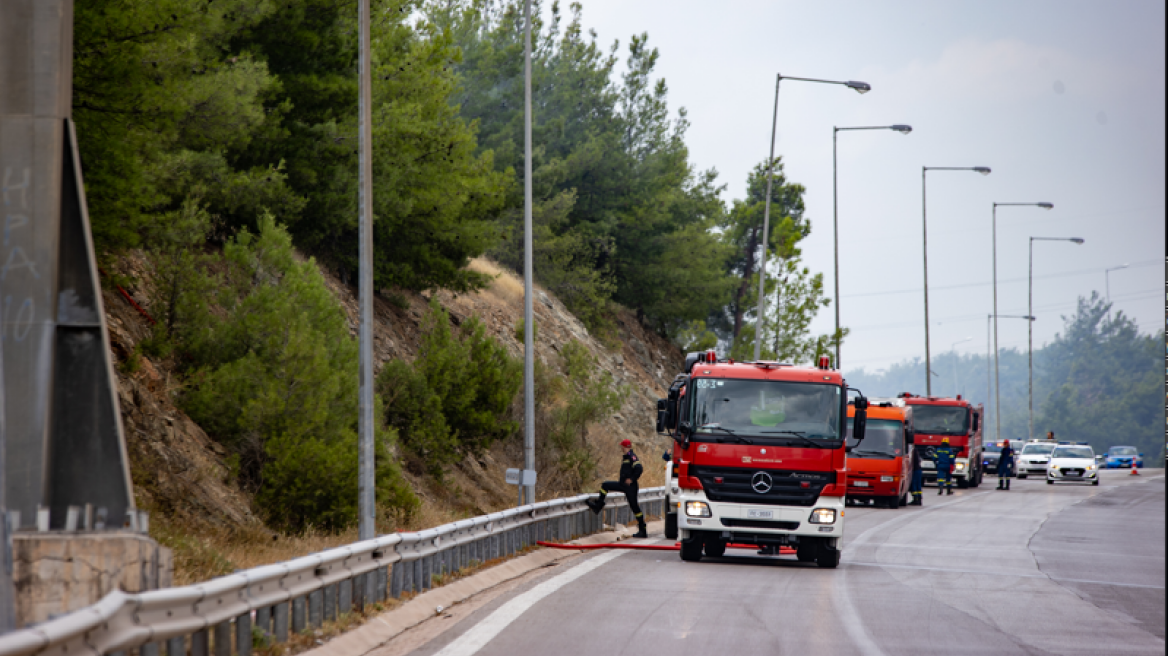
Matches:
[[1037, 202, 1054, 209], [890, 124, 913, 133], [973, 167, 992, 175], [846, 81, 871, 94], [1070, 238, 1084, 244]]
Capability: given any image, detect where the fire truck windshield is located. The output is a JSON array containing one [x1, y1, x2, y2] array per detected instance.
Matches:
[[911, 406, 970, 436], [690, 379, 841, 441], [845, 419, 903, 457]]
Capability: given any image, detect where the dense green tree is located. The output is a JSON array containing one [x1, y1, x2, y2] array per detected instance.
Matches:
[[73, 0, 302, 250], [431, 0, 733, 335], [718, 159, 809, 342]]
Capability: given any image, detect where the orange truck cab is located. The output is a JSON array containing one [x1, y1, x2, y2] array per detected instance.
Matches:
[[656, 350, 869, 569], [898, 393, 984, 488], [845, 399, 913, 508]]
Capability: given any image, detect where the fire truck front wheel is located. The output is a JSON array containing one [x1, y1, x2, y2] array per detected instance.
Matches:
[[703, 538, 727, 558], [796, 542, 817, 562], [664, 509, 678, 540], [680, 533, 704, 562], [816, 540, 841, 569]]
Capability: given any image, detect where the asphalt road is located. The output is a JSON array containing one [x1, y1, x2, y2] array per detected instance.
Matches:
[[386, 469, 1165, 656]]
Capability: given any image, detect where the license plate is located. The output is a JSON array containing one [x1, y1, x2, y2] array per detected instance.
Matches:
[[853, 481, 869, 487], [747, 509, 773, 519]]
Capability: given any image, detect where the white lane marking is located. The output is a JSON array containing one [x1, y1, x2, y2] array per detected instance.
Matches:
[[432, 549, 626, 656], [832, 491, 993, 656], [846, 561, 1166, 589]]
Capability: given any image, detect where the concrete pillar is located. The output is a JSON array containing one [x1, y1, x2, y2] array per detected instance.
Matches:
[[0, 0, 133, 531]]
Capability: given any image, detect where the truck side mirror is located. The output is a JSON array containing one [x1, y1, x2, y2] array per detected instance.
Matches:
[[656, 398, 667, 433], [678, 421, 693, 448], [972, 413, 980, 432], [852, 398, 868, 442], [905, 429, 914, 445]]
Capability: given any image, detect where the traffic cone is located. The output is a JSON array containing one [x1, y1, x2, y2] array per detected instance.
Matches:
[[1130, 460, 1140, 476]]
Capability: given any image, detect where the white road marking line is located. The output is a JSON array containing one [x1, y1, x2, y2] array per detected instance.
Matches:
[[833, 491, 993, 656], [846, 561, 1166, 589], [432, 549, 626, 656]]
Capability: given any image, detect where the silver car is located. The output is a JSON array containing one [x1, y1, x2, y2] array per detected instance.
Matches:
[[1016, 441, 1056, 479]]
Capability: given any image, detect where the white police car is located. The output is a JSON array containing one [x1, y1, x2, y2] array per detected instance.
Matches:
[[1046, 443, 1099, 486]]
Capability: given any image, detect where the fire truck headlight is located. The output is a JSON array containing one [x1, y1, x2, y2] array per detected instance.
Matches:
[[685, 501, 711, 518], [808, 508, 836, 524], [880, 476, 895, 483], [954, 462, 966, 472]]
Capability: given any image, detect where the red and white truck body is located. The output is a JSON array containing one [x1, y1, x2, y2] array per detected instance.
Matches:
[[898, 393, 984, 488], [657, 351, 868, 568]]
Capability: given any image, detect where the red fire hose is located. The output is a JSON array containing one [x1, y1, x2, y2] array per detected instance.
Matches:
[[537, 541, 679, 551], [537, 541, 796, 554]]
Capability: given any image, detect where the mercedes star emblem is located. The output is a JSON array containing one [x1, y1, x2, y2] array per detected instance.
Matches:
[[751, 471, 773, 494]]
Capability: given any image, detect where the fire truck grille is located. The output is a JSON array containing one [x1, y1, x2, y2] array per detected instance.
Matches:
[[689, 466, 836, 507], [720, 518, 801, 530]]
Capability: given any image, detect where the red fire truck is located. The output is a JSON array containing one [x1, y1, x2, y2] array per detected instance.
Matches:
[[898, 393, 984, 488], [656, 350, 868, 568]]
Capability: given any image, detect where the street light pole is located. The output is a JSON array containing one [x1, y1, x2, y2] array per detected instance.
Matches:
[[522, 0, 535, 506], [991, 202, 1052, 444], [987, 314, 1035, 442], [357, 0, 375, 541], [1028, 236, 1084, 441], [755, 74, 870, 362], [921, 166, 991, 395], [832, 124, 912, 369]]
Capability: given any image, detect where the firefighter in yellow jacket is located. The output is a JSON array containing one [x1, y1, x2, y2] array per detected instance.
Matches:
[[586, 439, 647, 537]]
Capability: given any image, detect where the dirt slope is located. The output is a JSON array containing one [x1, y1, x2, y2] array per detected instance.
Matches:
[[105, 253, 683, 537]]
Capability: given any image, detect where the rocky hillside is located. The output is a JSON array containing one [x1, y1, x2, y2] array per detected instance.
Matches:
[[105, 252, 683, 540]]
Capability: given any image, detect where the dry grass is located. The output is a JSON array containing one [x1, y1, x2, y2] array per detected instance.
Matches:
[[466, 257, 526, 306], [156, 494, 520, 586]]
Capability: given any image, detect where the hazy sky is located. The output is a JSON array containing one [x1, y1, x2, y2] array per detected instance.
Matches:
[[564, 0, 1165, 373]]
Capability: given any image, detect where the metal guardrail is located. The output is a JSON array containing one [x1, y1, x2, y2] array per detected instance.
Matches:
[[0, 488, 664, 656]]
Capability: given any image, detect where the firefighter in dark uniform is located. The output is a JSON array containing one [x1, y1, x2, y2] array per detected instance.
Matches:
[[935, 437, 959, 495], [586, 439, 647, 538], [997, 439, 1015, 490], [908, 439, 924, 505]]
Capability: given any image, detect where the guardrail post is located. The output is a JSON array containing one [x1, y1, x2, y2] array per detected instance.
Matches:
[[192, 628, 209, 656], [339, 578, 352, 615], [324, 584, 336, 622], [390, 563, 403, 598], [421, 556, 432, 590], [292, 596, 307, 634], [236, 612, 252, 656], [213, 620, 231, 656], [376, 566, 388, 602], [167, 635, 185, 656], [140, 642, 160, 656], [309, 590, 323, 628], [411, 559, 422, 592], [275, 601, 290, 642], [256, 606, 271, 640]]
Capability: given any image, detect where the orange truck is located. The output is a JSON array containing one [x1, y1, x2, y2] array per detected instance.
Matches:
[[846, 399, 913, 508]]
